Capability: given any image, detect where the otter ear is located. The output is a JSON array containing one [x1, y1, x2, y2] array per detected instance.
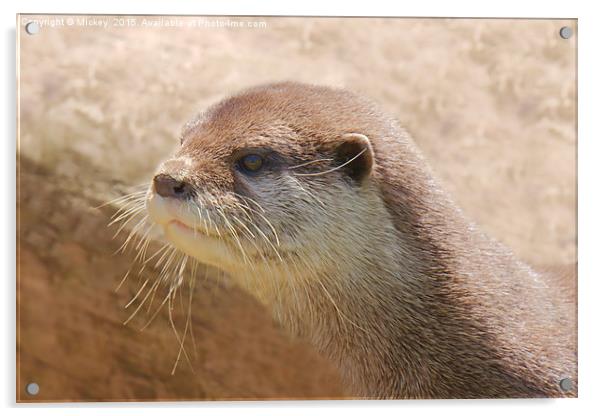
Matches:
[[334, 133, 374, 184]]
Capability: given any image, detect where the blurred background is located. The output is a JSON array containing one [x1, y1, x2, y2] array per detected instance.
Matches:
[[17, 16, 576, 401]]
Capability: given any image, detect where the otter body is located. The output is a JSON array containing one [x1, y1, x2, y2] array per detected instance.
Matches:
[[145, 82, 576, 398]]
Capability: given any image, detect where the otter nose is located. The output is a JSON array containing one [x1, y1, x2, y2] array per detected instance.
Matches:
[[153, 174, 194, 199]]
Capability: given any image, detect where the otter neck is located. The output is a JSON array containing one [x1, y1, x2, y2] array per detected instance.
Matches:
[[233, 176, 573, 398]]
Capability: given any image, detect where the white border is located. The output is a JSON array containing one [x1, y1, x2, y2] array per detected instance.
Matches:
[[3, 1, 601, 415]]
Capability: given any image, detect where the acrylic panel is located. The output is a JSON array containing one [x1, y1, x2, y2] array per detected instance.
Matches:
[[16, 15, 577, 402]]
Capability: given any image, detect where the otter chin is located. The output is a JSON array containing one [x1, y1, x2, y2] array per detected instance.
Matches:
[[144, 82, 576, 399]]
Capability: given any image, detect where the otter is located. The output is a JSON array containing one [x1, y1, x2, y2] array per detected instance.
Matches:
[[144, 82, 576, 399]]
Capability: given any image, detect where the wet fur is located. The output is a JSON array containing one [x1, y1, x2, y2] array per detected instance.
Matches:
[[150, 82, 577, 398]]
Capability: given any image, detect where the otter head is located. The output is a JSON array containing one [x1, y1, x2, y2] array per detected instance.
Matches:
[[145, 83, 396, 303]]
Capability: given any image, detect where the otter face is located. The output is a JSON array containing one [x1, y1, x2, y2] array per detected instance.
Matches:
[[145, 86, 381, 290]]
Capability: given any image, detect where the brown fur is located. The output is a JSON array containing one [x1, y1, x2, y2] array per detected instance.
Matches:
[[149, 82, 577, 399]]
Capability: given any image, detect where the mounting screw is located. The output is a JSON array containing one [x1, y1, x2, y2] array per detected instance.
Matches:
[[26, 382, 40, 396], [25, 22, 40, 35], [559, 26, 573, 40], [559, 377, 573, 392]]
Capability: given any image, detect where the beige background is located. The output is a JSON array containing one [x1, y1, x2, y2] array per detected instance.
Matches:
[[17, 16, 576, 401]]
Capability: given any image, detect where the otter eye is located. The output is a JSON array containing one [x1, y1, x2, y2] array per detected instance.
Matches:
[[239, 154, 264, 173]]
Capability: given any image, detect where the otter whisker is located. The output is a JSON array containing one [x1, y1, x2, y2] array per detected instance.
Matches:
[[123, 277, 161, 325], [114, 223, 153, 293], [166, 252, 186, 292], [232, 216, 257, 240], [212, 221, 222, 239], [182, 205, 197, 239], [289, 157, 334, 170], [115, 215, 149, 254], [231, 197, 280, 247], [109, 203, 145, 228], [115, 267, 133, 293], [119, 243, 169, 295], [95, 189, 147, 210], [147, 249, 180, 314], [187, 260, 199, 360], [142, 243, 171, 266], [233, 193, 266, 214], [176, 265, 186, 314], [197, 198, 221, 239], [157, 248, 179, 283], [172, 255, 194, 372], [134, 224, 154, 252], [113, 217, 146, 255], [109, 196, 146, 221], [217, 207, 251, 266], [248, 222, 283, 263], [140, 285, 171, 331], [232, 201, 254, 223], [125, 278, 149, 309], [254, 212, 280, 247], [154, 245, 177, 269], [109, 209, 147, 242], [132, 226, 156, 272], [167, 292, 195, 375], [128, 223, 154, 261], [195, 206, 210, 236], [289, 176, 327, 209], [293, 148, 367, 177], [232, 217, 273, 270], [174, 254, 188, 289], [141, 253, 187, 329]]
